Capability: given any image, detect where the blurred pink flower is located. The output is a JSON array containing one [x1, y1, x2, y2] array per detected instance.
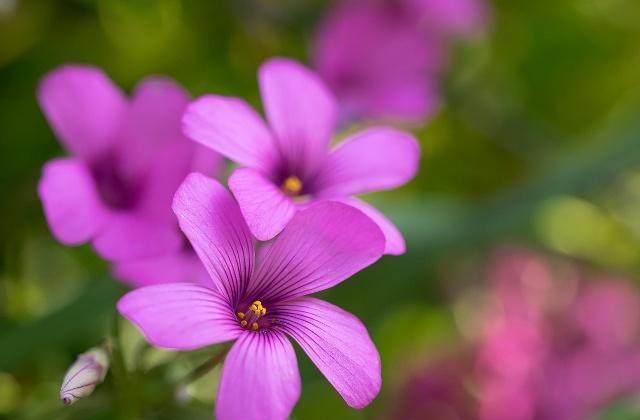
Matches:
[[477, 248, 640, 420], [183, 58, 420, 254], [37, 65, 221, 287], [313, 0, 488, 124], [393, 248, 640, 420], [118, 173, 384, 419]]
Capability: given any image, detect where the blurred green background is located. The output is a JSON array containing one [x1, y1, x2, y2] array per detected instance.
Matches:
[[3, 0, 640, 418]]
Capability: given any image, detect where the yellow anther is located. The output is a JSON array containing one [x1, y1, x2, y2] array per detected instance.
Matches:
[[251, 322, 259, 331], [260, 307, 267, 316], [237, 312, 245, 320], [282, 176, 303, 196], [253, 300, 262, 306], [240, 320, 248, 327], [250, 304, 258, 312]]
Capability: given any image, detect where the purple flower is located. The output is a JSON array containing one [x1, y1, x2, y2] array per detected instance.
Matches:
[[37, 65, 220, 287], [183, 58, 419, 254], [313, 0, 488, 123], [118, 172, 384, 419]]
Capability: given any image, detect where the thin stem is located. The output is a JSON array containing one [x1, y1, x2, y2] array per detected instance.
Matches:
[[180, 346, 230, 385]]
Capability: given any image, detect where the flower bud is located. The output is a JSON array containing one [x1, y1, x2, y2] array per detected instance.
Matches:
[[60, 346, 110, 405]]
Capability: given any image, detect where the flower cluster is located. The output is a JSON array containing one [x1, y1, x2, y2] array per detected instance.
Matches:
[[39, 57, 420, 418], [393, 247, 640, 420]]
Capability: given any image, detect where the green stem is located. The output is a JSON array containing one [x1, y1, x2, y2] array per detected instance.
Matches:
[[180, 346, 230, 385]]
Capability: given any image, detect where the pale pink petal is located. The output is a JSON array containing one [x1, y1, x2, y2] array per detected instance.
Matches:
[[247, 201, 384, 301], [216, 330, 300, 420], [37, 65, 127, 159], [38, 158, 107, 245], [258, 58, 337, 176], [117, 283, 240, 350], [183, 95, 278, 172], [113, 251, 212, 288], [228, 168, 297, 241], [335, 197, 406, 255], [275, 297, 381, 408], [92, 213, 182, 261], [117, 77, 191, 180], [173, 173, 255, 303], [408, 0, 488, 37], [315, 127, 420, 197]]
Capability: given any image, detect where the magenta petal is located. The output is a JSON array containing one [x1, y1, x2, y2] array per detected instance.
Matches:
[[173, 173, 255, 303], [276, 297, 381, 408], [247, 201, 385, 301], [38, 158, 107, 245], [117, 77, 191, 180], [335, 197, 406, 255], [37, 65, 127, 159], [258, 58, 337, 175], [92, 213, 182, 261], [113, 251, 212, 288], [316, 127, 420, 197], [216, 330, 300, 420], [228, 168, 297, 241], [183, 95, 277, 172], [117, 283, 240, 350]]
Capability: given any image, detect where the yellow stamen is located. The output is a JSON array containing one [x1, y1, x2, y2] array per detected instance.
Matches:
[[237, 312, 245, 320], [240, 320, 248, 327], [282, 176, 303, 196], [251, 322, 259, 331]]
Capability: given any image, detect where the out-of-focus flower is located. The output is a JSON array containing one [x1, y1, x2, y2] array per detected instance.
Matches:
[[313, 0, 488, 124], [60, 345, 110, 405], [37, 65, 221, 287], [477, 248, 640, 420], [118, 173, 384, 419], [391, 353, 478, 420], [183, 58, 419, 254], [393, 248, 640, 420]]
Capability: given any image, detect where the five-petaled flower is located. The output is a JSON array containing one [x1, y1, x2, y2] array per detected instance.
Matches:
[[182, 58, 420, 255], [118, 173, 384, 420], [37, 65, 220, 287]]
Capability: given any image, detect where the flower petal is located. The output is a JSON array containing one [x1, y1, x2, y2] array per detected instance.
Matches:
[[247, 201, 384, 301], [335, 197, 406, 255], [117, 283, 240, 350], [38, 158, 107, 245], [258, 58, 337, 176], [216, 330, 300, 420], [113, 251, 212, 288], [183, 95, 277, 172], [92, 212, 182, 261], [37, 65, 127, 159], [173, 173, 255, 304], [117, 77, 191, 180], [275, 297, 381, 408], [228, 167, 297, 241], [315, 126, 420, 197]]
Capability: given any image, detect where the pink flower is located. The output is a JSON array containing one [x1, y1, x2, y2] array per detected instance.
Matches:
[[118, 173, 384, 420], [183, 58, 419, 255], [37, 65, 220, 287], [476, 248, 640, 420], [313, 0, 488, 123]]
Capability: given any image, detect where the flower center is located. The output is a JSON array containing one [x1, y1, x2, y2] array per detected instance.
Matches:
[[91, 155, 140, 210], [236, 300, 267, 331], [281, 176, 303, 196]]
